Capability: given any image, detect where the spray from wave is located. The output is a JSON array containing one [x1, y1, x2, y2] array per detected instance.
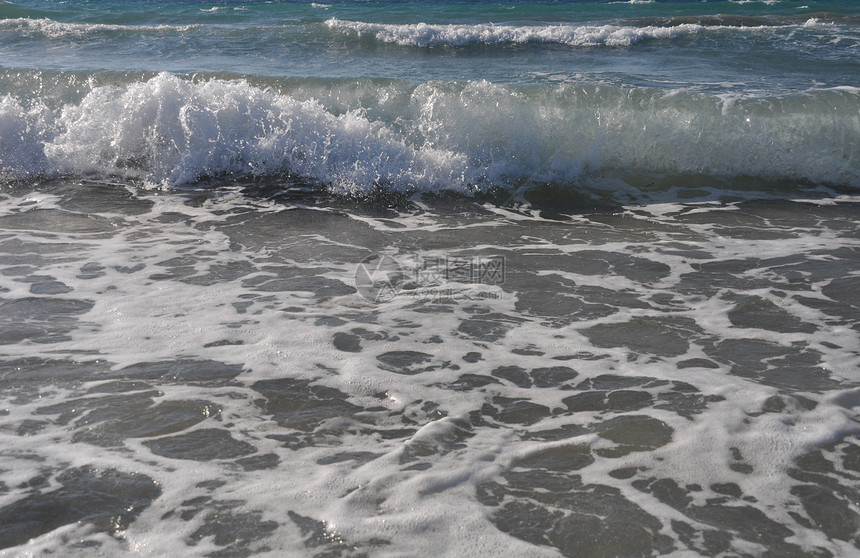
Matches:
[[0, 73, 857, 192]]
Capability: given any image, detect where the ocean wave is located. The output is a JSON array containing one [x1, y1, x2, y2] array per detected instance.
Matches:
[[0, 17, 201, 39], [323, 16, 858, 48], [1, 73, 857, 191], [324, 18, 707, 47]]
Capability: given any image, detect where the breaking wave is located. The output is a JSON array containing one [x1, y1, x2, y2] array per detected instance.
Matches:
[[1, 73, 857, 192]]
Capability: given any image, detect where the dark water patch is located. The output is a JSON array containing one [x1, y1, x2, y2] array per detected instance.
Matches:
[[332, 332, 362, 352], [449, 373, 503, 391], [677, 358, 720, 369], [515, 290, 617, 323], [595, 415, 673, 458], [581, 317, 701, 358], [478, 452, 671, 558], [221, 203, 388, 264], [481, 396, 552, 426], [729, 447, 755, 475], [148, 256, 198, 281], [35, 390, 164, 426], [491, 366, 531, 388], [655, 388, 725, 419], [795, 294, 860, 329], [576, 375, 668, 391], [822, 276, 860, 312], [727, 295, 816, 333], [530, 366, 578, 388], [0, 209, 118, 234], [457, 312, 522, 342], [512, 346, 544, 356], [674, 205, 805, 240], [316, 451, 381, 466], [788, 438, 860, 547], [63, 180, 156, 216], [242, 271, 355, 299], [15, 419, 49, 436], [0, 358, 112, 395], [376, 351, 438, 375], [492, 365, 580, 389], [673, 517, 735, 556], [86, 380, 154, 393], [235, 453, 281, 472], [680, 257, 799, 298], [118, 359, 244, 386], [634, 477, 823, 556], [520, 184, 622, 216], [654, 242, 713, 261], [703, 339, 844, 392], [0, 264, 38, 277], [183, 260, 258, 286], [204, 339, 245, 348], [564, 375, 719, 419], [0, 296, 94, 344], [513, 443, 594, 473], [0, 466, 160, 551], [143, 428, 256, 461], [509, 250, 670, 284], [186, 500, 279, 557], [252, 377, 362, 432], [73, 399, 221, 447], [24, 275, 73, 295], [790, 484, 859, 545], [576, 250, 671, 284], [463, 351, 482, 363], [564, 390, 652, 413], [115, 263, 145, 274]]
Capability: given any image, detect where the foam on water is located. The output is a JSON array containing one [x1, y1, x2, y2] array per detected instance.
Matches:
[[325, 18, 709, 47], [0, 17, 202, 38], [1, 73, 857, 192], [1, 0, 859, 554], [1, 179, 859, 556]]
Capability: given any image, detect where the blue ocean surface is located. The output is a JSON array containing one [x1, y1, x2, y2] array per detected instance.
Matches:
[[0, 1, 859, 557]]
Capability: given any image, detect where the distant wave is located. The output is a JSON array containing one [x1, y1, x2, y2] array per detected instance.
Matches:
[[1, 73, 857, 191], [323, 16, 856, 48], [0, 17, 201, 38], [324, 18, 707, 47]]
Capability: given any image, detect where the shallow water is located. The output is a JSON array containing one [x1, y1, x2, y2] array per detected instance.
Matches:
[[0, 179, 858, 556]]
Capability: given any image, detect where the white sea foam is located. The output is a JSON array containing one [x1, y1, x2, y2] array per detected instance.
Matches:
[[325, 18, 706, 47], [0, 95, 53, 179], [43, 73, 469, 192], [2, 179, 859, 556], [0, 17, 201, 38], [1, 73, 857, 190]]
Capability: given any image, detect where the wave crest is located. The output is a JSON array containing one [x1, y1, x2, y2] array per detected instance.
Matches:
[[325, 18, 705, 47], [1, 73, 857, 191], [0, 17, 201, 38]]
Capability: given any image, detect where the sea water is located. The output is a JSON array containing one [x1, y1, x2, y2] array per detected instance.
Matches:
[[0, 0, 858, 556]]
